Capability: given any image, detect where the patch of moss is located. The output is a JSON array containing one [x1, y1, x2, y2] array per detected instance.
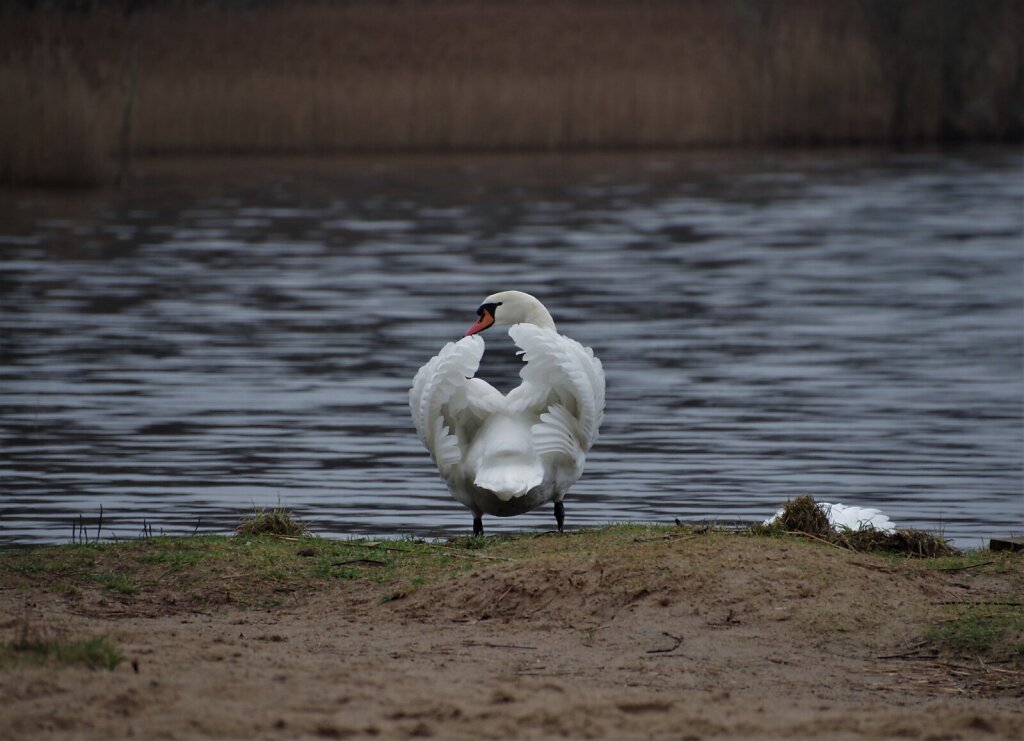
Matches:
[[2, 544, 99, 578], [919, 552, 1014, 573], [0, 632, 122, 670], [928, 605, 1024, 664], [92, 571, 141, 595], [138, 548, 206, 568]]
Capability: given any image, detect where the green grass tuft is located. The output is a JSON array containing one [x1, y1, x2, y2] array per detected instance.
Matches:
[[928, 605, 1024, 664], [1, 633, 123, 670], [235, 507, 309, 538], [92, 571, 141, 595]]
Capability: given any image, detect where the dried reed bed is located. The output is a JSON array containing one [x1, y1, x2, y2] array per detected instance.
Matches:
[[0, 50, 115, 186], [1, 1, 1020, 186]]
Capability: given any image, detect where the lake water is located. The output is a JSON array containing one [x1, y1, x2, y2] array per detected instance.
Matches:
[[1, 150, 1022, 549]]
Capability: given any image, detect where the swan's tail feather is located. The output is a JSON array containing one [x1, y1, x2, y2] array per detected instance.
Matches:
[[474, 457, 544, 501]]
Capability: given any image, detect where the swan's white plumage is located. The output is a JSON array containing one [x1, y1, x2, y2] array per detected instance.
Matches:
[[765, 502, 895, 533], [409, 335, 485, 472], [823, 503, 895, 533], [410, 321, 604, 522], [510, 323, 604, 453]]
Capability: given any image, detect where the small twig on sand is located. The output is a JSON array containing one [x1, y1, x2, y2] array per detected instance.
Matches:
[[435, 549, 510, 562], [934, 561, 995, 572], [331, 559, 386, 567], [972, 663, 1024, 676], [877, 652, 940, 660], [788, 531, 848, 551], [333, 540, 387, 549], [382, 540, 511, 560], [466, 641, 536, 650], [214, 573, 255, 581], [849, 561, 896, 573], [633, 534, 700, 544], [646, 632, 683, 654], [515, 670, 575, 677], [533, 530, 583, 538], [708, 609, 741, 627], [527, 596, 557, 616], [929, 600, 1023, 606]]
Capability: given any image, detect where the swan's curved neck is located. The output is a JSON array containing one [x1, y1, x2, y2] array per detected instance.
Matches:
[[518, 303, 556, 331], [487, 290, 557, 331]]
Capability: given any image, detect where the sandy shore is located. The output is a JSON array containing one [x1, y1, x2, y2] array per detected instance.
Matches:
[[2, 528, 1022, 739]]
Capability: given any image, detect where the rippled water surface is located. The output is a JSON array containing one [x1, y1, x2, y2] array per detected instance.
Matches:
[[2, 150, 1022, 548]]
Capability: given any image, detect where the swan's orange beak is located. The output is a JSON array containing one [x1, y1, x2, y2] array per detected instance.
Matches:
[[465, 307, 495, 336]]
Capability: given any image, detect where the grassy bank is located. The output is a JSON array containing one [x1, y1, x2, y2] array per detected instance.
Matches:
[[1, 0, 1021, 186], [2, 525, 1021, 666]]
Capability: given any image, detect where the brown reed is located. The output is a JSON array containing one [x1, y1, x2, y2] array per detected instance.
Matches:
[[0, 0, 1020, 186]]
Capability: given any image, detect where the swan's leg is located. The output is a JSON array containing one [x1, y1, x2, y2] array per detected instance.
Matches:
[[554, 501, 564, 533], [473, 516, 484, 537]]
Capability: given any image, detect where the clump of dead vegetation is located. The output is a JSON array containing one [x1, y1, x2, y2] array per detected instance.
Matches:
[[766, 495, 832, 538], [751, 495, 955, 557], [235, 507, 309, 538], [837, 527, 955, 558]]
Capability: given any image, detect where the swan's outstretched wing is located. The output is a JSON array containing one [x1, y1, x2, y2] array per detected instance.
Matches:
[[410, 335, 501, 472], [508, 324, 605, 461]]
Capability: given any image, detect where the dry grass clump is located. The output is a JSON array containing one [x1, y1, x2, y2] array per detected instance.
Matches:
[[837, 527, 955, 558], [235, 507, 309, 538], [769, 495, 832, 539], [754, 495, 955, 558]]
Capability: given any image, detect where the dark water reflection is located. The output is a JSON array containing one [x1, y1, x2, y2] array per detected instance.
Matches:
[[1, 150, 1022, 548]]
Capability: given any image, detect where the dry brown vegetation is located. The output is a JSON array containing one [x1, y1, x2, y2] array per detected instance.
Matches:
[[1, 0, 1021, 185], [754, 495, 957, 557]]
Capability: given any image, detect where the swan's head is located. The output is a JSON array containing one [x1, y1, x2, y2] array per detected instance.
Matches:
[[464, 290, 556, 336]]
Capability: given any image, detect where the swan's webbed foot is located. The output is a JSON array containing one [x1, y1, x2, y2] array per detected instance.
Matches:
[[473, 516, 484, 537], [554, 501, 564, 533]]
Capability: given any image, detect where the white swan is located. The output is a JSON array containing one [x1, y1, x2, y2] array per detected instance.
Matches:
[[765, 502, 895, 533], [410, 291, 605, 535]]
